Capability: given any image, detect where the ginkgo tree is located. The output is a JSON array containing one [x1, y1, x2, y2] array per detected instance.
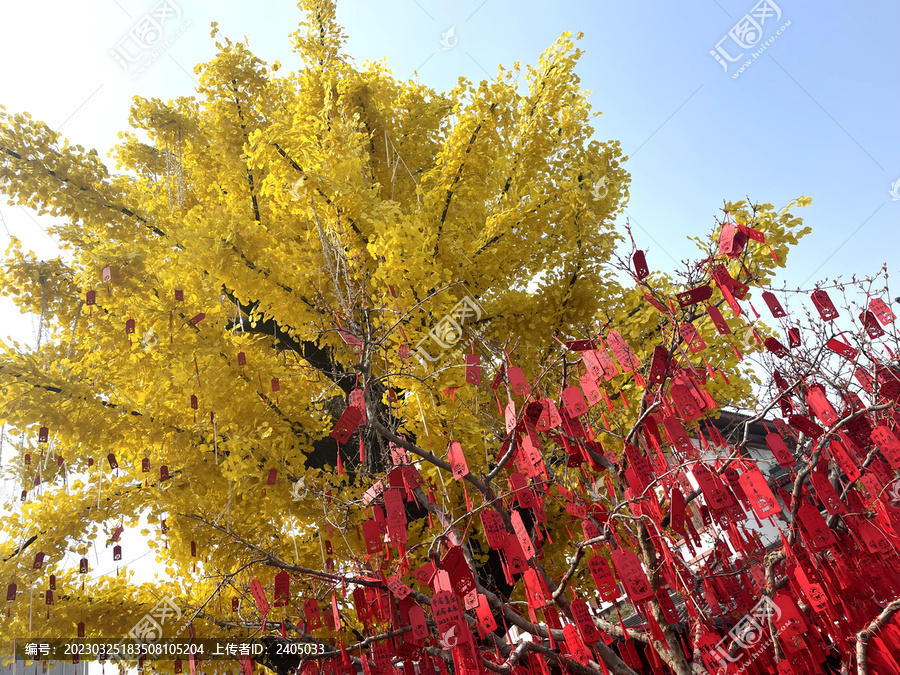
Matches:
[[3, 2, 900, 675]]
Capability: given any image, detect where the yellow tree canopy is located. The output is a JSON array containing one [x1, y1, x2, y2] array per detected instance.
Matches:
[[0, 2, 814, 674]]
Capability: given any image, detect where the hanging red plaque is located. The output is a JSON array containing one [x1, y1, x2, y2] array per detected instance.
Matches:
[[447, 441, 469, 480], [860, 310, 885, 339], [481, 510, 507, 550], [304, 598, 322, 629], [706, 304, 731, 334], [648, 346, 668, 384], [762, 291, 786, 318], [386, 576, 413, 600], [789, 414, 823, 439], [810, 469, 845, 515], [737, 466, 780, 519], [273, 571, 290, 607], [566, 339, 595, 351], [765, 433, 795, 469], [507, 366, 531, 397], [607, 331, 640, 371], [825, 337, 857, 360], [562, 386, 589, 418], [579, 372, 602, 406], [570, 598, 601, 644], [633, 250, 649, 279], [679, 323, 706, 353], [431, 591, 465, 644], [465, 353, 481, 385], [611, 547, 654, 603], [869, 298, 896, 325], [676, 285, 713, 308], [810, 290, 838, 321], [594, 347, 619, 380], [805, 385, 838, 426], [692, 464, 734, 510], [796, 502, 835, 551], [510, 511, 535, 559], [588, 555, 619, 601], [475, 593, 497, 633], [764, 337, 789, 358], [872, 425, 900, 470], [331, 406, 362, 444], [670, 384, 701, 421], [669, 487, 686, 535]]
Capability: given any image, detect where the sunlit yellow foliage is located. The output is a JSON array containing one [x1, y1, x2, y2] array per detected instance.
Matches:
[[0, 1, 809, 669]]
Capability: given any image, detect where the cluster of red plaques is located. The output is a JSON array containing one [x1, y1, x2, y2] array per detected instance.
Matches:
[[308, 223, 900, 674], [12, 223, 900, 674]]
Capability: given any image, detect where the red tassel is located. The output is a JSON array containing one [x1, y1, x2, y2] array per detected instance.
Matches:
[[614, 603, 630, 640], [614, 381, 630, 409], [713, 424, 727, 447], [602, 387, 615, 414], [336, 440, 344, 475], [633, 369, 646, 389], [661, 398, 675, 416], [605, 476, 617, 501], [697, 430, 710, 453], [680, 635, 692, 660]]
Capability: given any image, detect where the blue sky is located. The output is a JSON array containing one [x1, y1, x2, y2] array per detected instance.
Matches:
[[0, 0, 898, 338]]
